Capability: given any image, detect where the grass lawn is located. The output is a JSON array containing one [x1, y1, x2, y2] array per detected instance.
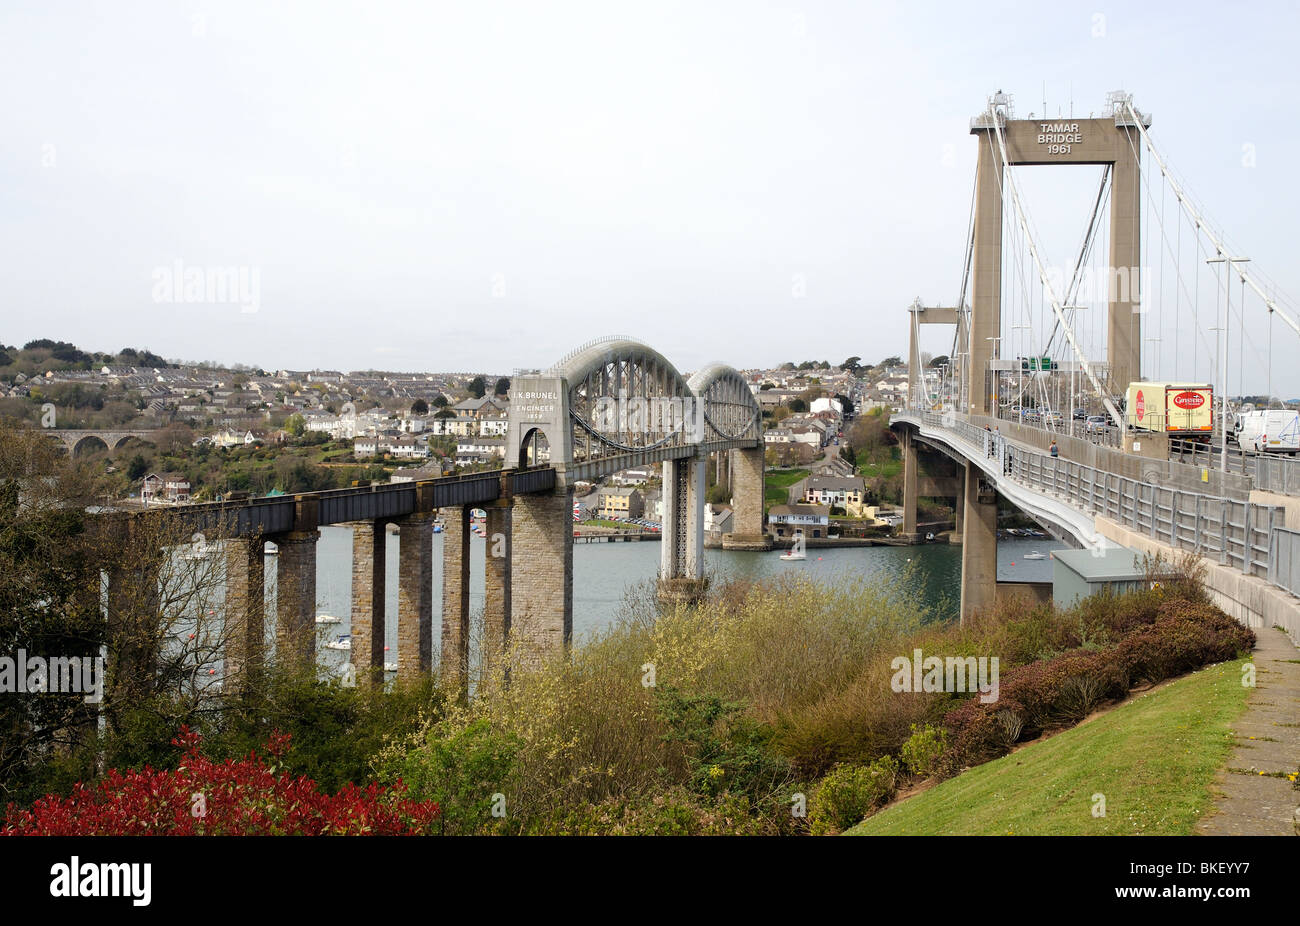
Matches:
[[764, 467, 809, 508], [848, 658, 1254, 835]]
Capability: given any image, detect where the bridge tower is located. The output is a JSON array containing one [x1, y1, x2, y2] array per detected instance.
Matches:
[[967, 94, 1149, 413], [505, 341, 767, 646]]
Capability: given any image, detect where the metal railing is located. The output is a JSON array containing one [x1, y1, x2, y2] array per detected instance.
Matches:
[[906, 411, 1290, 587], [1269, 527, 1300, 599], [1253, 454, 1300, 495], [993, 407, 1122, 449], [1168, 437, 1300, 495]]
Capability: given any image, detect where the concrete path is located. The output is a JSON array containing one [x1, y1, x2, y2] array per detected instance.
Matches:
[[1196, 625, 1300, 835]]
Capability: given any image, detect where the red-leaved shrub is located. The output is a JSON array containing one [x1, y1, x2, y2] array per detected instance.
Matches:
[[2, 728, 439, 836], [937, 604, 1254, 777]]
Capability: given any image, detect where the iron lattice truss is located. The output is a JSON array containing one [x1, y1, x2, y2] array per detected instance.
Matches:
[[555, 340, 762, 467], [567, 347, 697, 464], [687, 363, 762, 442]]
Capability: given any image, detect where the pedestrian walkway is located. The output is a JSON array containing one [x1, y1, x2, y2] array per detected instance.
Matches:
[[1196, 626, 1300, 835]]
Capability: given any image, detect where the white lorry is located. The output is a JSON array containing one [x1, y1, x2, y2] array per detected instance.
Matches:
[[1233, 409, 1300, 453]]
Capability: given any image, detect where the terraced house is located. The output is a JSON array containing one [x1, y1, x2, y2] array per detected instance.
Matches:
[[801, 475, 866, 516]]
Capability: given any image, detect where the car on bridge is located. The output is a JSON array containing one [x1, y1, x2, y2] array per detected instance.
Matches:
[[1085, 415, 1108, 434], [1073, 407, 1088, 420]]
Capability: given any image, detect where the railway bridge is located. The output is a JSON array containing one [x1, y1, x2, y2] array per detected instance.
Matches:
[[99, 337, 766, 696]]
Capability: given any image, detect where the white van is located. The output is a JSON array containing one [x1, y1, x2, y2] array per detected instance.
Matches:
[[1235, 409, 1300, 453]]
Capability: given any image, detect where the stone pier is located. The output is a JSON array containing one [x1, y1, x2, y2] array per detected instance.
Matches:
[[224, 536, 265, 691], [484, 504, 513, 660], [274, 529, 320, 665], [510, 487, 574, 667], [721, 446, 773, 551], [398, 512, 435, 680], [441, 506, 471, 693], [349, 520, 386, 687]]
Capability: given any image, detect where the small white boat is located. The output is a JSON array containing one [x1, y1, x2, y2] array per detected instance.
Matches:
[[383, 662, 398, 672], [780, 547, 806, 562], [1022, 551, 1047, 560], [324, 635, 352, 652], [315, 614, 342, 625]]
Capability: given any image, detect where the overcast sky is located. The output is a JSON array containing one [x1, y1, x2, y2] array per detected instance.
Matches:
[[3, 1, 1298, 392]]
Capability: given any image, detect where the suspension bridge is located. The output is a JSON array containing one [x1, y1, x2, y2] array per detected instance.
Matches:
[[894, 90, 1300, 642]]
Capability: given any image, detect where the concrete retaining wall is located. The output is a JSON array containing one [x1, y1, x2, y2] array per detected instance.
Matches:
[[1096, 516, 1300, 645]]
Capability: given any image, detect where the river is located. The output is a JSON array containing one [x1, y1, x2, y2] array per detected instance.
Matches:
[[301, 529, 1060, 663]]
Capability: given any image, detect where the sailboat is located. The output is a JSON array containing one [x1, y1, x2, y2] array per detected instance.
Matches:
[[779, 534, 807, 561]]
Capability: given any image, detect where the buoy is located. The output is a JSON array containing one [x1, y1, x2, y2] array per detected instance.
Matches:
[[1010, 561, 1016, 566], [188, 633, 195, 640], [384, 645, 390, 651], [208, 669, 216, 675]]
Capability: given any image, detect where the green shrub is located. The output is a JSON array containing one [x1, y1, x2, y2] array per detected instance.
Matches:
[[653, 685, 794, 805], [899, 723, 948, 778], [378, 717, 519, 835], [809, 756, 900, 834]]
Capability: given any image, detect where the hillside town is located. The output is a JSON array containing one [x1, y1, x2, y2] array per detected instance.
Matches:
[[0, 341, 921, 534]]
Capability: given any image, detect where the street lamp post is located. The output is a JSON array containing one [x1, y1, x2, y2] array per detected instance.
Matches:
[[1206, 255, 1250, 473], [1011, 324, 1032, 425], [1061, 306, 1085, 431]]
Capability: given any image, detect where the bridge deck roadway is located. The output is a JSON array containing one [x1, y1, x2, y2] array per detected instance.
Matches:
[[898, 413, 1105, 551]]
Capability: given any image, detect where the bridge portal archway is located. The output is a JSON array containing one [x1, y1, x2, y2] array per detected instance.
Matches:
[[967, 95, 1150, 414]]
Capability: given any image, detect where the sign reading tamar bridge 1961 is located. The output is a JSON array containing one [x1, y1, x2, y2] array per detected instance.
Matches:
[[1038, 122, 1082, 155]]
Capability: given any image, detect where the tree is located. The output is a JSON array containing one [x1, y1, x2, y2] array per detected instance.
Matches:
[[467, 377, 487, 399], [494, 377, 510, 397], [432, 395, 449, 408], [879, 356, 902, 369], [928, 355, 949, 368], [789, 398, 808, 413], [411, 399, 429, 416], [840, 356, 862, 375], [126, 453, 149, 481], [285, 413, 306, 437]]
